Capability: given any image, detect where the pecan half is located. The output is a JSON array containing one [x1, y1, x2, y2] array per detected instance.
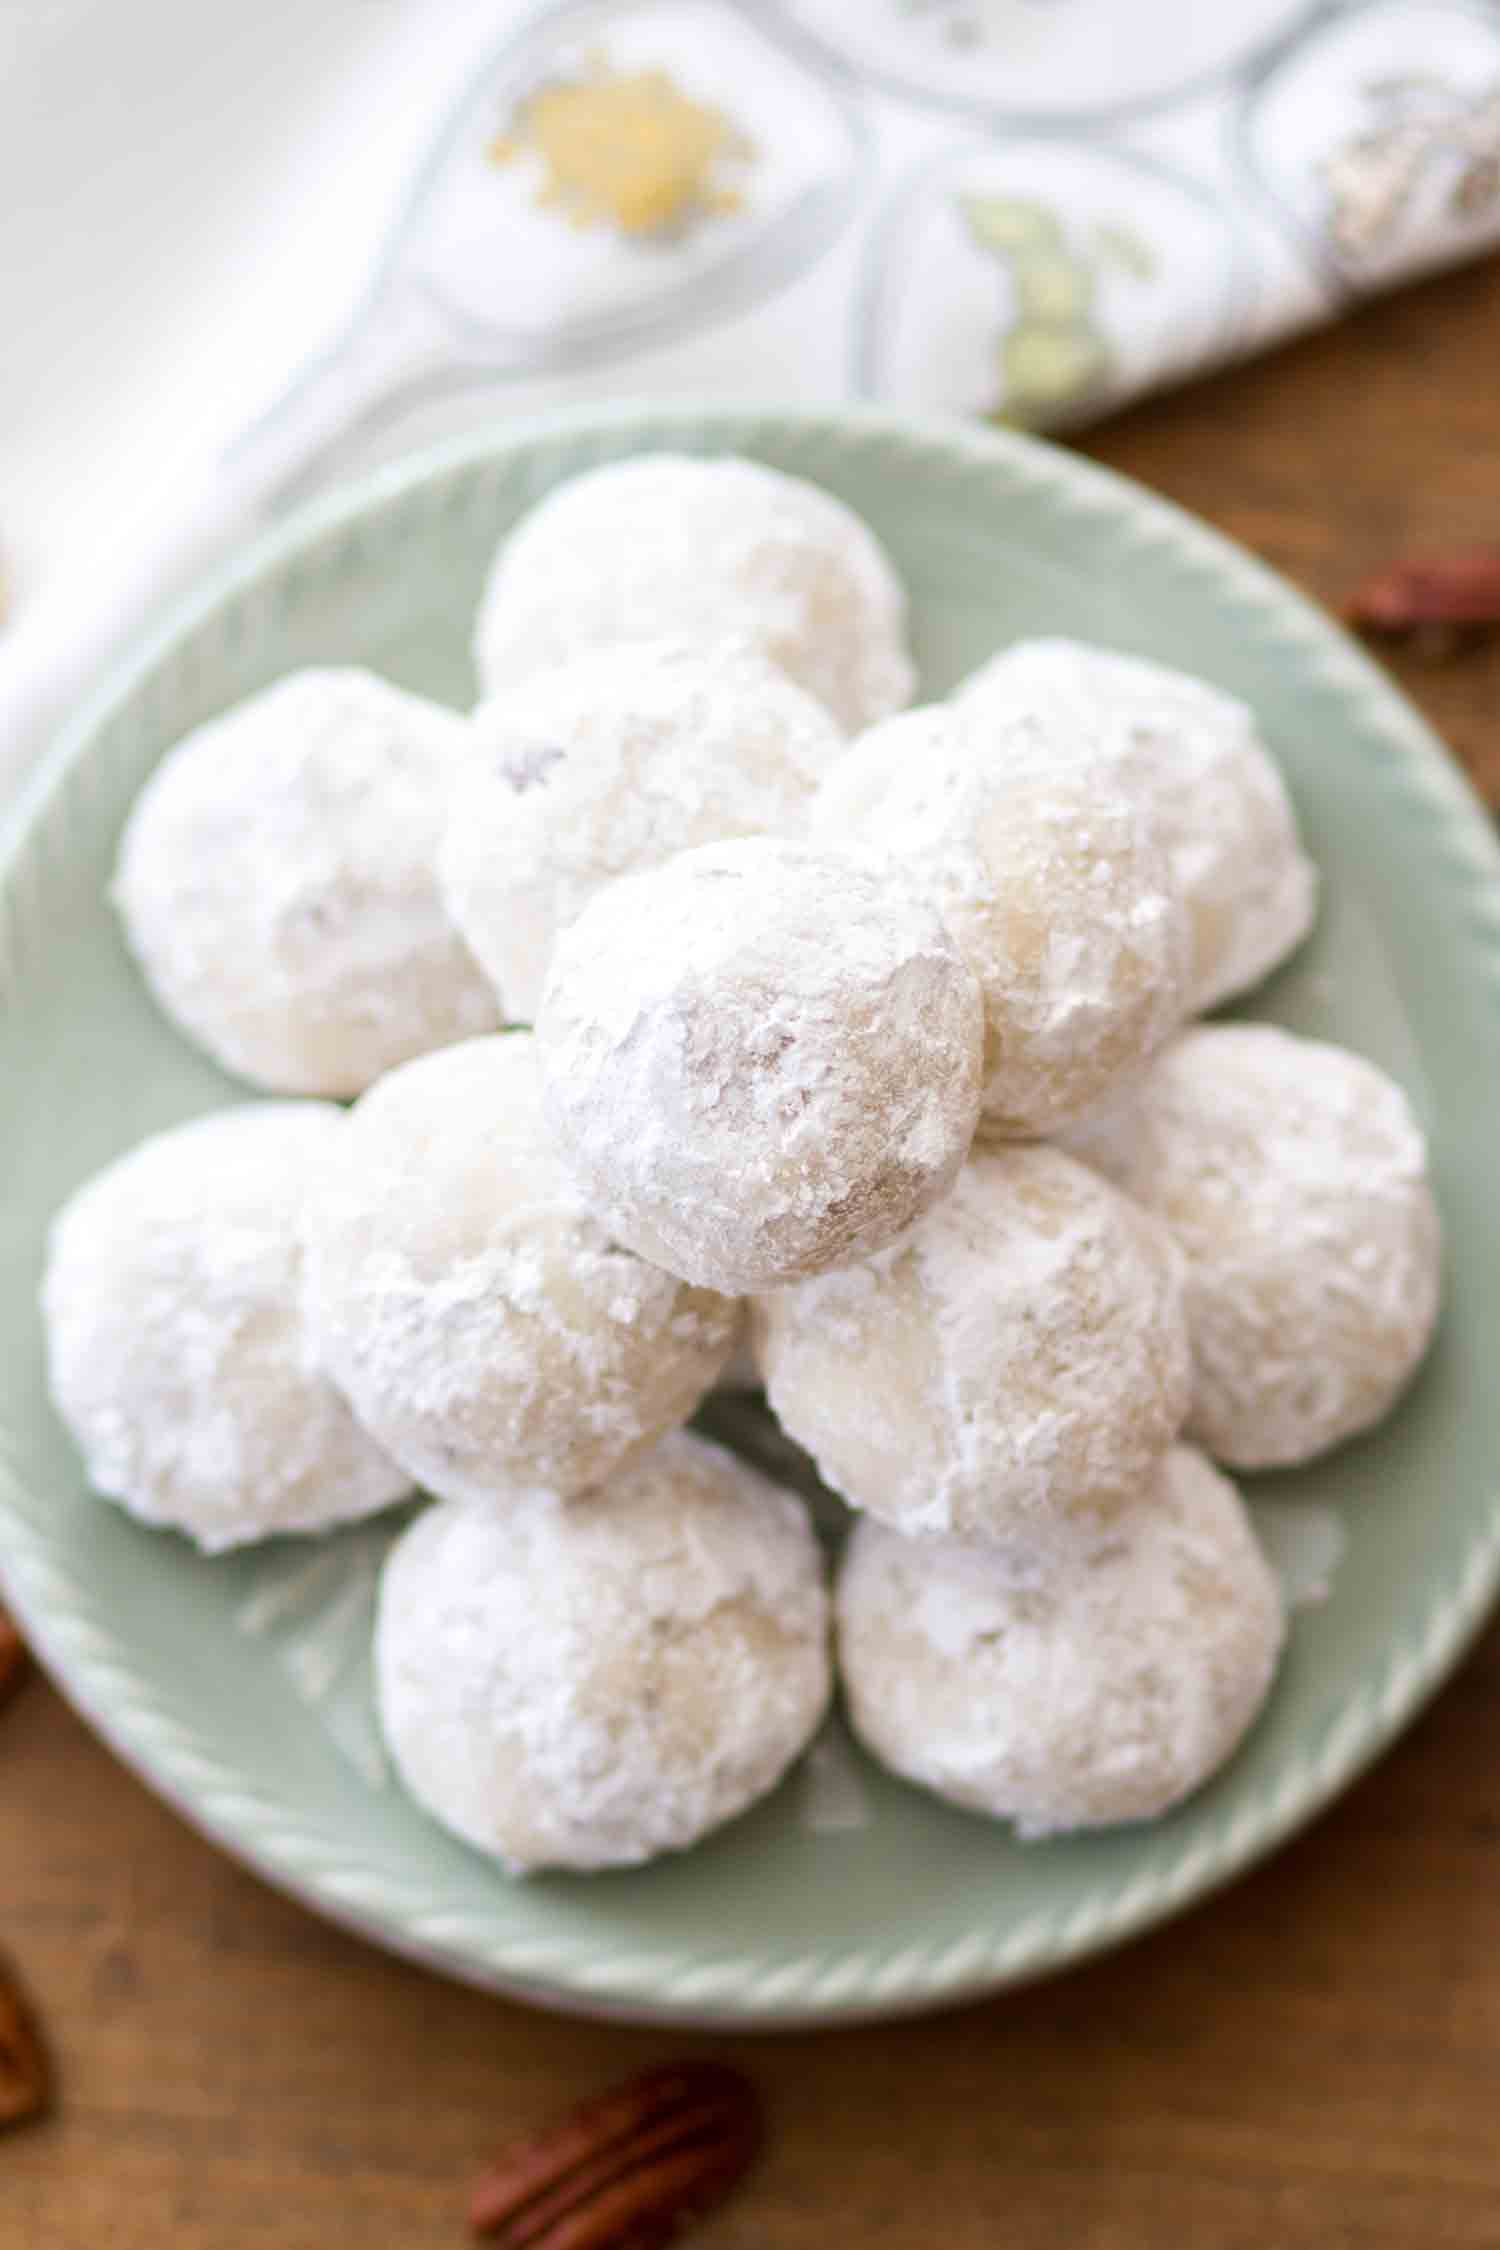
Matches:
[[0, 1961, 51, 2133], [1346, 548, 1500, 642], [469, 2059, 763, 2248], [0, 1605, 27, 1713]]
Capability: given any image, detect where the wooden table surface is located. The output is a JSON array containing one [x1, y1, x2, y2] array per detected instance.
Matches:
[[7, 257, 1500, 2250]]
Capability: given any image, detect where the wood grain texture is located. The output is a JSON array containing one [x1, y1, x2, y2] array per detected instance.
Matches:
[[5, 254, 1500, 2249]]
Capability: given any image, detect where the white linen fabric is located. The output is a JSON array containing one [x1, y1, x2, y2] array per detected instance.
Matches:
[[4, 0, 1497, 795]]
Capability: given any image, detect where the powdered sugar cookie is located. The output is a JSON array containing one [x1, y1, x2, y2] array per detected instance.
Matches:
[[814, 705, 1190, 1136], [954, 638, 1316, 1011], [537, 838, 984, 1293], [1063, 1024, 1441, 1467], [443, 638, 841, 1020], [304, 1033, 735, 1504], [43, 1104, 409, 1551], [115, 669, 498, 1096], [837, 1444, 1283, 1836], [754, 1144, 1190, 1547], [473, 454, 914, 732], [376, 1432, 831, 1872]]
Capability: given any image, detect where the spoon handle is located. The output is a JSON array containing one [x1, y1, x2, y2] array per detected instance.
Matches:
[[0, 290, 446, 801], [223, 286, 450, 505]]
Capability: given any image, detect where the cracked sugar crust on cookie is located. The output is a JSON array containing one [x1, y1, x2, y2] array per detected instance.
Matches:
[[837, 1444, 1284, 1838], [375, 1431, 832, 1873], [472, 454, 915, 734], [442, 637, 844, 1022], [1060, 1023, 1442, 1469], [753, 1143, 1192, 1547], [303, 1032, 736, 1506], [953, 638, 1317, 1013], [814, 705, 1191, 1137], [42, 1103, 411, 1552], [536, 837, 985, 1295], [114, 668, 499, 1098]]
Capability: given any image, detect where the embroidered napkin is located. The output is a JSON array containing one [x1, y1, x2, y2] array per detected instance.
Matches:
[[5, 0, 1499, 792]]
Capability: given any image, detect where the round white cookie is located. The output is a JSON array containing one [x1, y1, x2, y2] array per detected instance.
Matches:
[[472, 453, 914, 732], [753, 1144, 1191, 1547], [375, 1432, 831, 1873], [814, 706, 1191, 1137], [114, 668, 498, 1097], [304, 1033, 736, 1504], [42, 1104, 410, 1552], [442, 638, 843, 1021], [838, 1444, 1284, 1837], [537, 837, 984, 1293], [953, 637, 1317, 1011], [1061, 1024, 1442, 1467]]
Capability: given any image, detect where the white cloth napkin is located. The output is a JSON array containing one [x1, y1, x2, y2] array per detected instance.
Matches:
[[5, 0, 1499, 801]]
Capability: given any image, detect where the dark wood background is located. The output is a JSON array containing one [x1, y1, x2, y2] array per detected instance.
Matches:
[[6, 254, 1500, 2250]]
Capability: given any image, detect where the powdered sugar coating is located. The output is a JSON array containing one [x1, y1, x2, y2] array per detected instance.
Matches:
[[1061, 1024, 1442, 1468], [114, 669, 499, 1096], [753, 1144, 1191, 1545], [304, 1034, 735, 1504], [473, 454, 914, 733], [537, 837, 984, 1293], [375, 1432, 831, 1873], [42, 1104, 410, 1552], [442, 638, 843, 1021], [954, 638, 1317, 1012], [814, 706, 1191, 1136], [837, 1444, 1284, 1837]]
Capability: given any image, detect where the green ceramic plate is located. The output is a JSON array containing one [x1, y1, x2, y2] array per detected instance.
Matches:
[[3, 403, 1499, 2028]]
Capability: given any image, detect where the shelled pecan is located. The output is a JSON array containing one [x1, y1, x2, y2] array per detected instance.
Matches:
[[0, 1962, 51, 2133], [1346, 548, 1500, 654], [469, 2059, 763, 2248], [0, 1605, 27, 1712]]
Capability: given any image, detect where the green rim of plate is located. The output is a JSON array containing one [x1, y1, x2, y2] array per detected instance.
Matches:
[[4, 400, 1500, 2027]]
